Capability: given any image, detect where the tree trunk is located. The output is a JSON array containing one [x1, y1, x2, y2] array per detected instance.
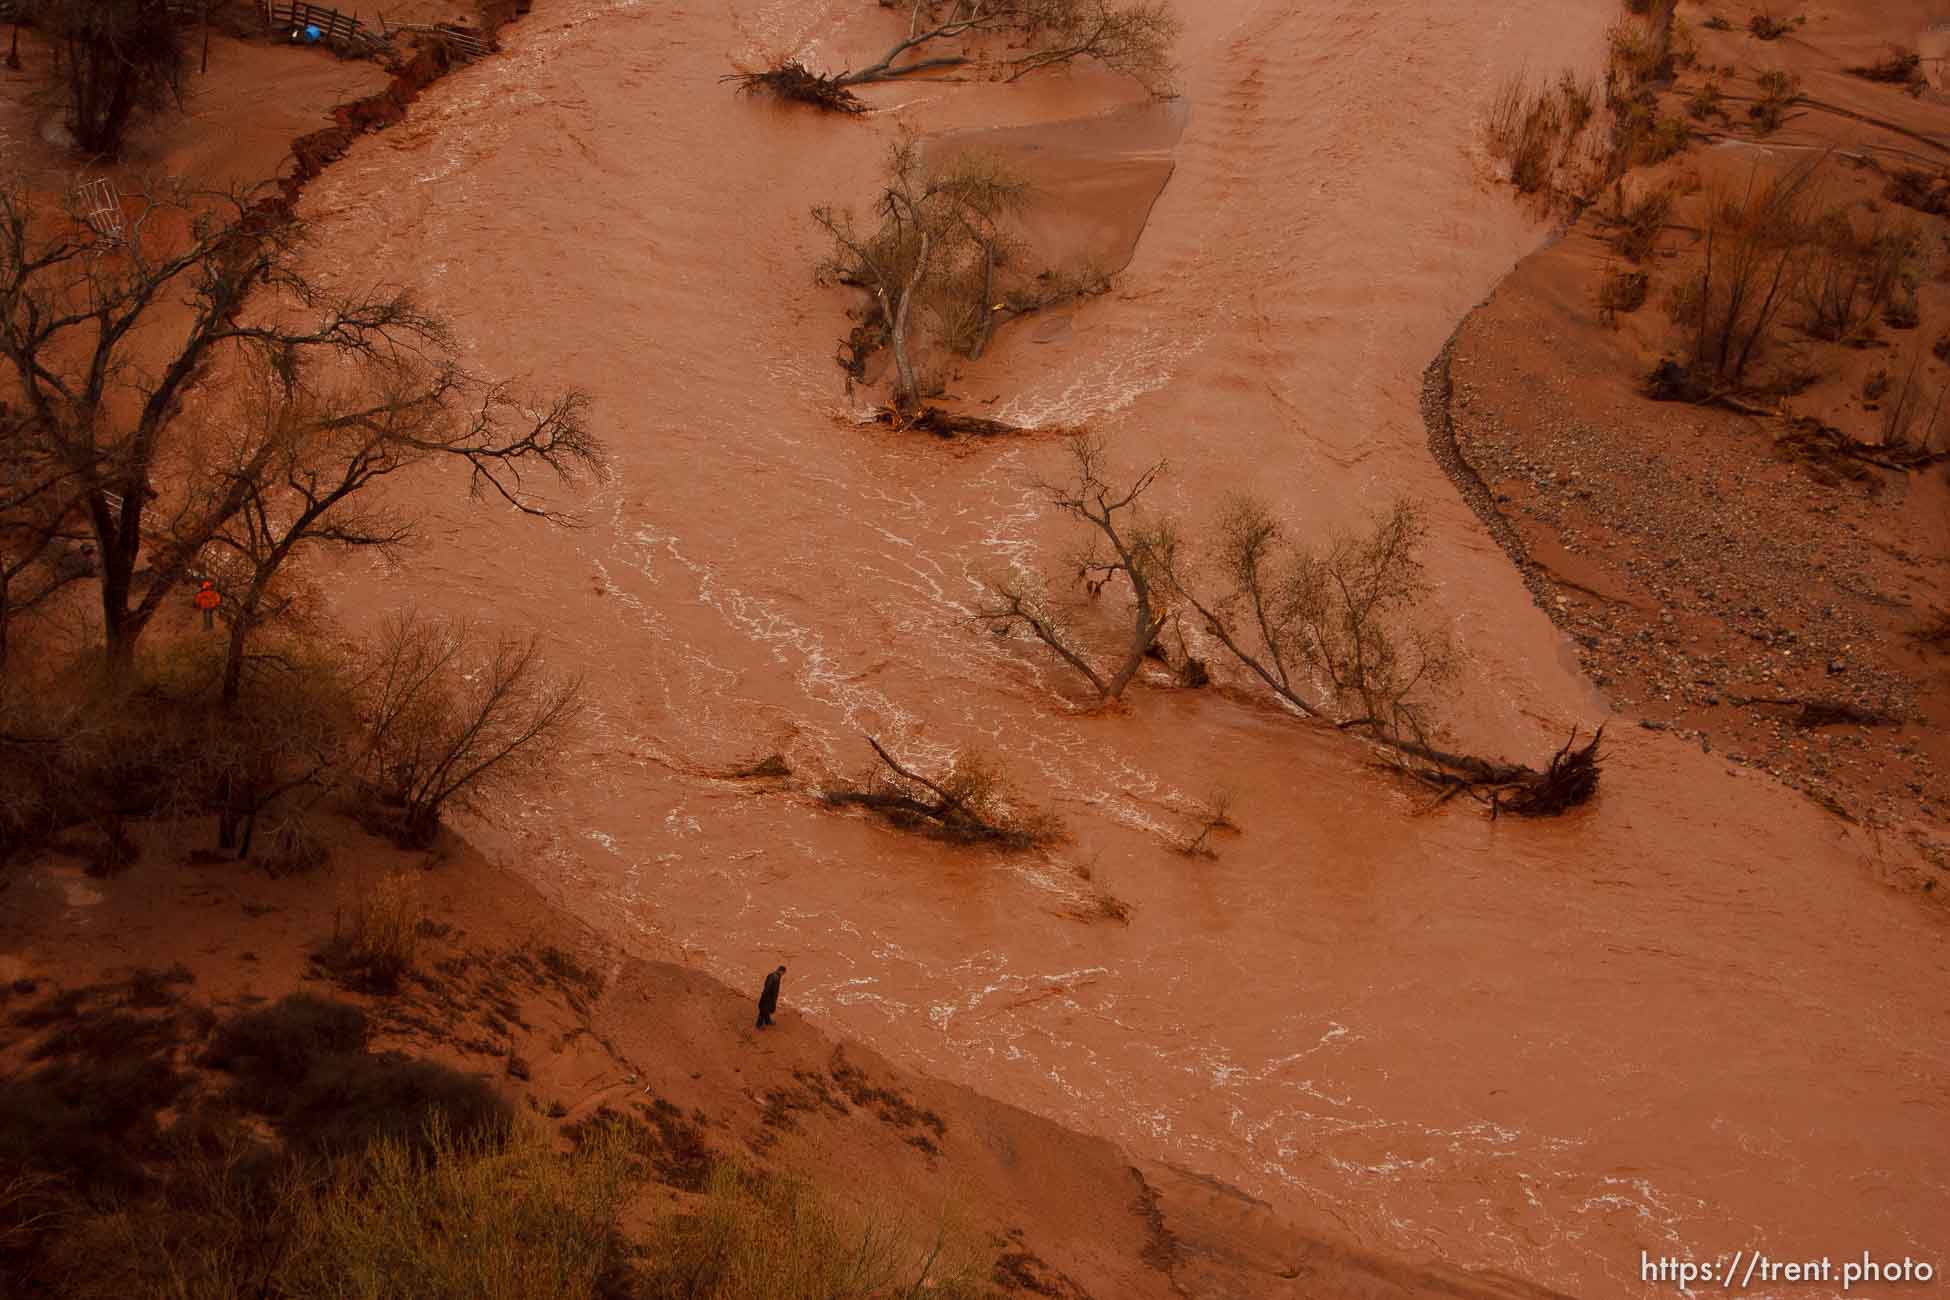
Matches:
[[970, 240, 997, 360], [220, 594, 255, 708], [889, 230, 930, 415]]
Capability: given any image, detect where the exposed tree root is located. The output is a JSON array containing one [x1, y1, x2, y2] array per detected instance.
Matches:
[[873, 406, 1023, 437], [1384, 727, 1604, 819], [723, 64, 867, 114]]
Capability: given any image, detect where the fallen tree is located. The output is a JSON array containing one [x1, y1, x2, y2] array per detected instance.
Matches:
[[730, 0, 1180, 112], [974, 433, 1188, 704], [971, 439, 1602, 816], [820, 735, 1059, 846]]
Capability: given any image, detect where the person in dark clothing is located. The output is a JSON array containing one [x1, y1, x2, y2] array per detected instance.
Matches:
[[756, 964, 786, 1029]]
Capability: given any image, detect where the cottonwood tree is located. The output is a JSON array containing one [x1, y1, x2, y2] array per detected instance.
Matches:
[[198, 355, 597, 709], [975, 432, 1179, 704], [32, 0, 187, 157], [0, 179, 603, 677], [0, 407, 92, 672], [734, 0, 1180, 110], [816, 138, 1027, 417]]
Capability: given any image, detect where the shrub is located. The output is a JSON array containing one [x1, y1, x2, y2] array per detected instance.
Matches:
[[1748, 13, 1798, 40], [356, 612, 584, 848], [1846, 48, 1923, 86], [636, 1162, 991, 1300], [48, 1117, 640, 1300], [1748, 68, 1800, 133], [1687, 79, 1726, 121], [1609, 183, 1675, 261], [316, 870, 424, 993], [1608, 18, 1672, 87], [1600, 267, 1652, 322], [203, 993, 369, 1101], [1634, 114, 1691, 164], [1669, 155, 1824, 389]]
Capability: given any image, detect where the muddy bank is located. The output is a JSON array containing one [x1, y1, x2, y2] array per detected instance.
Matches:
[[0, 820, 1576, 1299], [1434, 0, 1950, 858]]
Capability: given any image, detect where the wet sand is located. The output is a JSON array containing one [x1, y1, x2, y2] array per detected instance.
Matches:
[[291, 1, 1950, 1294]]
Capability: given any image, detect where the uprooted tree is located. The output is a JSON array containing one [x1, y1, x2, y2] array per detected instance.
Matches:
[[0, 178, 604, 679], [973, 432, 1185, 703], [815, 138, 1031, 419], [732, 0, 1180, 112], [978, 437, 1603, 815], [822, 734, 1060, 847]]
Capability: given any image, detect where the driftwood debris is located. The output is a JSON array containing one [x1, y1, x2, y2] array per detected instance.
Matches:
[[873, 405, 1022, 437], [724, 63, 868, 114]]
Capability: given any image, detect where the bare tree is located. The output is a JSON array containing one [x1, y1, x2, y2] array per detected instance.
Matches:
[[975, 433, 1177, 703], [31, 0, 187, 157], [200, 356, 599, 708], [0, 178, 603, 677], [0, 405, 93, 672], [355, 611, 586, 847], [816, 138, 1027, 417], [733, 0, 1180, 110]]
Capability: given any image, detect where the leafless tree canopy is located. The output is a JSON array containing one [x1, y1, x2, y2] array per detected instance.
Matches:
[[975, 432, 1178, 704], [30, 0, 188, 157], [355, 611, 586, 848], [732, 0, 1180, 110], [1176, 495, 1457, 746], [0, 179, 605, 674]]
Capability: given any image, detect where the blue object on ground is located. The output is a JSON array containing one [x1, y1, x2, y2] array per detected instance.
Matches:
[[303, 24, 321, 41]]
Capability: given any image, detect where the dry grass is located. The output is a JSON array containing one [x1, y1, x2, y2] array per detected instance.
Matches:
[[637, 1163, 992, 1300], [318, 870, 425, 993]]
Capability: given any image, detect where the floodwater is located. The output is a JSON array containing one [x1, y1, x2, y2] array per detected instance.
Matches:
[[301, 1, 1950, 1294]]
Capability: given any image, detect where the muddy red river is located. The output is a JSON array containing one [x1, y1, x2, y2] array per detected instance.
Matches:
[[300, 1, 1950, 1294]]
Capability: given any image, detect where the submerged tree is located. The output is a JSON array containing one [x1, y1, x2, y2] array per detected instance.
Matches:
[[733, 0, 1181, 111], [977, 436, 1603, 815], [975, 432, 1180, 704], [815, 137, 1028, 417]]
